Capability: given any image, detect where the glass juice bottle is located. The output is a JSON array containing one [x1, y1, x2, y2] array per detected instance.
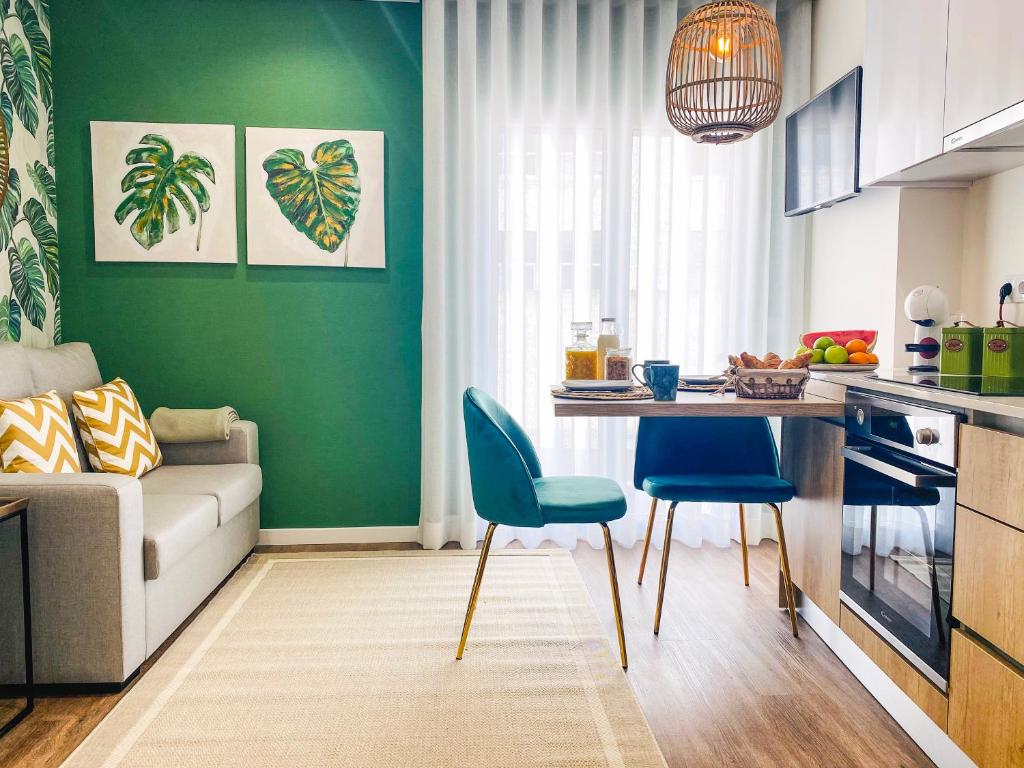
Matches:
[[565, 321, 598, 380], [596, 317, 621, 379]]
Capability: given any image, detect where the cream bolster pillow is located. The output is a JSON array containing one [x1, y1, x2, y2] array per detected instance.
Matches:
[[149, 406, 239, 443]]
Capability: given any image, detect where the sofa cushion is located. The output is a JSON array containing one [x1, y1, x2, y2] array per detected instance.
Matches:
[[140, 464, 262, 525], [0, 343, 33, 400], [0, 390, 82, 473], [20, 342, 102, 470], [142, 494, 219, 580], [25, 342, 102, 403], [73, 378, 163, 477]]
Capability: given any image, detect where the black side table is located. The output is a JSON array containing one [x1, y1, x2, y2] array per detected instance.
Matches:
[[0, 498, 32, 737]]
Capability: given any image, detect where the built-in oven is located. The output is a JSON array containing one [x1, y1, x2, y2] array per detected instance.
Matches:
[[840, 391, 962, 691]]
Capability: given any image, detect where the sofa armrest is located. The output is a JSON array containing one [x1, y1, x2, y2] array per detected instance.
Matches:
[[0, 473, 146, 684], [159, 420, 259, 466]]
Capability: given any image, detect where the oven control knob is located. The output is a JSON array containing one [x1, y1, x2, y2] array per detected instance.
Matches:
[[856, 408, 865, 426], [916, 428, 940, 445]]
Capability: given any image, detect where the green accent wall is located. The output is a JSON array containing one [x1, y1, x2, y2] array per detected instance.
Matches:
[[52, 0, 423, 528]]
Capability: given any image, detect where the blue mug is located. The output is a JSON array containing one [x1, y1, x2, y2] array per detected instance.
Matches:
[[632, 359, 670, 387], [647, 364, 679, 401]]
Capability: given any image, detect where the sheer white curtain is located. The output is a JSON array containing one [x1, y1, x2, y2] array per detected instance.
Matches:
[[421, 0, 811, 551]]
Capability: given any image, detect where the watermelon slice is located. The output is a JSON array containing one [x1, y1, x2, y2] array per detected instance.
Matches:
[[800, 329, 878, 351]]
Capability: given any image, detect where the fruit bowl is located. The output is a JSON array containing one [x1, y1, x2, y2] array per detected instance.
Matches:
[[797, 329, 879, 368], [807, 363, 879, 372]]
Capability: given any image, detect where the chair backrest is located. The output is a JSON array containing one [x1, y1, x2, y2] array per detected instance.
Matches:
[[634, 416, 782, 490], [462, 387, 544, 527]]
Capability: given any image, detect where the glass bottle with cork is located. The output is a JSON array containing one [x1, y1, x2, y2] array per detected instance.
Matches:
[[596, 317, 621, 379], [565, 321, 598, 380]]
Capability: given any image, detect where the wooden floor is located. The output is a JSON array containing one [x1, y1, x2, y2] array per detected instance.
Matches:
[[0, 541, 933, 768]]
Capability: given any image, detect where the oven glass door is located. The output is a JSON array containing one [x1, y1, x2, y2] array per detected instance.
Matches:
[[840, 444, 955, 689]]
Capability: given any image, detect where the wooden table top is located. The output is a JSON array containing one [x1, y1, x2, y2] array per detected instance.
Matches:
[[0, 498, 29, 523], [551, 390, 845, 418]]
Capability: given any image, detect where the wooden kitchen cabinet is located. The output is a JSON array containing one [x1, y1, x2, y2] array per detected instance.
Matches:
[[780, 417, 844, 623], [953, 505, 1024, 665], [840, 606, 948, 729], [958, 423, 1024, 531], [948, 630, 1024, 767], [944, 0, 1024, 138], [860, 0, 948, 185]]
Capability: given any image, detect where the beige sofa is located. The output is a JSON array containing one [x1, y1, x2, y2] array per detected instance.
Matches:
[[0, 342, 261, 687]]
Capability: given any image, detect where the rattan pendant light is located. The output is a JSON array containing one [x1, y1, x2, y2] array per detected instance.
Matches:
[[665, 0, 782, 145]]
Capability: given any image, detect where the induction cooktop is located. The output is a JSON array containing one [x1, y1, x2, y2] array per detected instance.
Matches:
[[873, 373, 1024, 397]]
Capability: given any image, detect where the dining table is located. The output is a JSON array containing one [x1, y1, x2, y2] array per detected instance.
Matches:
[[550, 386, 845, 418]]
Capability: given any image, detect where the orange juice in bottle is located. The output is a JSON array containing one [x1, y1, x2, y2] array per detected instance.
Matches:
[[565, 321, 598, 380]]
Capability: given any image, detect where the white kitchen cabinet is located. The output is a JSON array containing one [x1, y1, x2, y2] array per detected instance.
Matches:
[[860, 0, 948, 186], [944, 0, 1024, 139]]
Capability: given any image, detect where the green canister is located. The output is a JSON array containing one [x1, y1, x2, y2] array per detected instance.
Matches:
[[982, 326, 1024, 377], [941, 325, 984, 375]]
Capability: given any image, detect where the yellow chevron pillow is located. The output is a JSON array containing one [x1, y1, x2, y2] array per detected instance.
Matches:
[[0, 390, 83, 473], [72, 378, 163, 477]]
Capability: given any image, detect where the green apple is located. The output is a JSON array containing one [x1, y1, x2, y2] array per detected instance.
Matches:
[[794, 345, 811, 357], [813, 336, 835, 351], [809, 348, 825, 364], [823, 345, 849, 364]]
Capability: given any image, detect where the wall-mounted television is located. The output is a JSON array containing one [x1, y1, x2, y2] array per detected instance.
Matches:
[[784, 66, 862, 217]]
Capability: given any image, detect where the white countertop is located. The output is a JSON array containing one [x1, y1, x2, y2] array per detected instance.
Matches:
[[812, 370, 1024, 421]]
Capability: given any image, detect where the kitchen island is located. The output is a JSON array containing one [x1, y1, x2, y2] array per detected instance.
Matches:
[[551, 388, 844, 418], [553, 373, 1024, 768]]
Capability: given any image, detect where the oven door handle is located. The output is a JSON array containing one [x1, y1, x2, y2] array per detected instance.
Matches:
[[841, 446, 957, 488]]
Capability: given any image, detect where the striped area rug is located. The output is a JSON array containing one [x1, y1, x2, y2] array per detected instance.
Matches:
[[63, 550, 666, 768]]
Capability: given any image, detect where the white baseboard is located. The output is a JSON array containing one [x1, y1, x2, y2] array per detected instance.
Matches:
[[798, 599, 976, 768], [258, 526, 420, 546]]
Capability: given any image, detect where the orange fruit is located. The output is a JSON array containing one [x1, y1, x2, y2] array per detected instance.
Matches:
[[865, 352, 879, 364], [845, 339, 868, 354], [848, 352, 872, 365]]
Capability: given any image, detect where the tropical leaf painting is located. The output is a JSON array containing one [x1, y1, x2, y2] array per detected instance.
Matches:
[[115, 134, 215, 251], [263, 139, 361, 256], [0, 0, 56, 344]]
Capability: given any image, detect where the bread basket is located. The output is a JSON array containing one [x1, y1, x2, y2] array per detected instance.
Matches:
[[728, 367, 809, 400]]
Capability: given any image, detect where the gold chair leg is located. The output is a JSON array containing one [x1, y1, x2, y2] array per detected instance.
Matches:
[[654, 501, 678, 635], [738, 502, 750, 587], [769, 503, 799, 637], [637, 497, 658, 585], [456, 522, 497, 659], [600, 523, 628, 670]]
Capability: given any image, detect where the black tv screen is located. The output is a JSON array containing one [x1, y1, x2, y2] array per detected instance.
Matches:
[[784, 67, 862, 217]]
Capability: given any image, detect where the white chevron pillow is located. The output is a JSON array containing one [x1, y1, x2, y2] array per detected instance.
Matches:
[[0, 390, 83, 473], [72, 378, 163, 477]]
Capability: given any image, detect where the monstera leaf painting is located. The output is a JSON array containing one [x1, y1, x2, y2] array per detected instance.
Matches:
[[245, 127, 385, 268], [115, 134, 214, 251], [91, 121, 237, 263], [263, 140, 361, 255]]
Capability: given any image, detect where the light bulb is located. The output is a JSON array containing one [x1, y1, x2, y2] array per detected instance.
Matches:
[[715, 34, 732, 57]]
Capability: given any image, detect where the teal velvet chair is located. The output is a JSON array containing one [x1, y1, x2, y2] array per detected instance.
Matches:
[[458, 387, 629, 669], [633, 416, 799, 637]]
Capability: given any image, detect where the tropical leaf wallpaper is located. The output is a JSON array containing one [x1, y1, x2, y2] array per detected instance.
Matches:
[[0, 0, 55, 345]]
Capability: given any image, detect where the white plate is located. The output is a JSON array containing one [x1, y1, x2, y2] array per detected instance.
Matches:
[[562, 379, 634, 391], [808, 364, 880, 372]]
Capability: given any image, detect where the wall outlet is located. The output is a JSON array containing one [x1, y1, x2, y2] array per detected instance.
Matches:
[[1007, 275, 1024, 303]]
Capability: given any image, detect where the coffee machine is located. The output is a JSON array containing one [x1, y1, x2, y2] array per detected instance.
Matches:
[[903, 285, 949, 373]]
